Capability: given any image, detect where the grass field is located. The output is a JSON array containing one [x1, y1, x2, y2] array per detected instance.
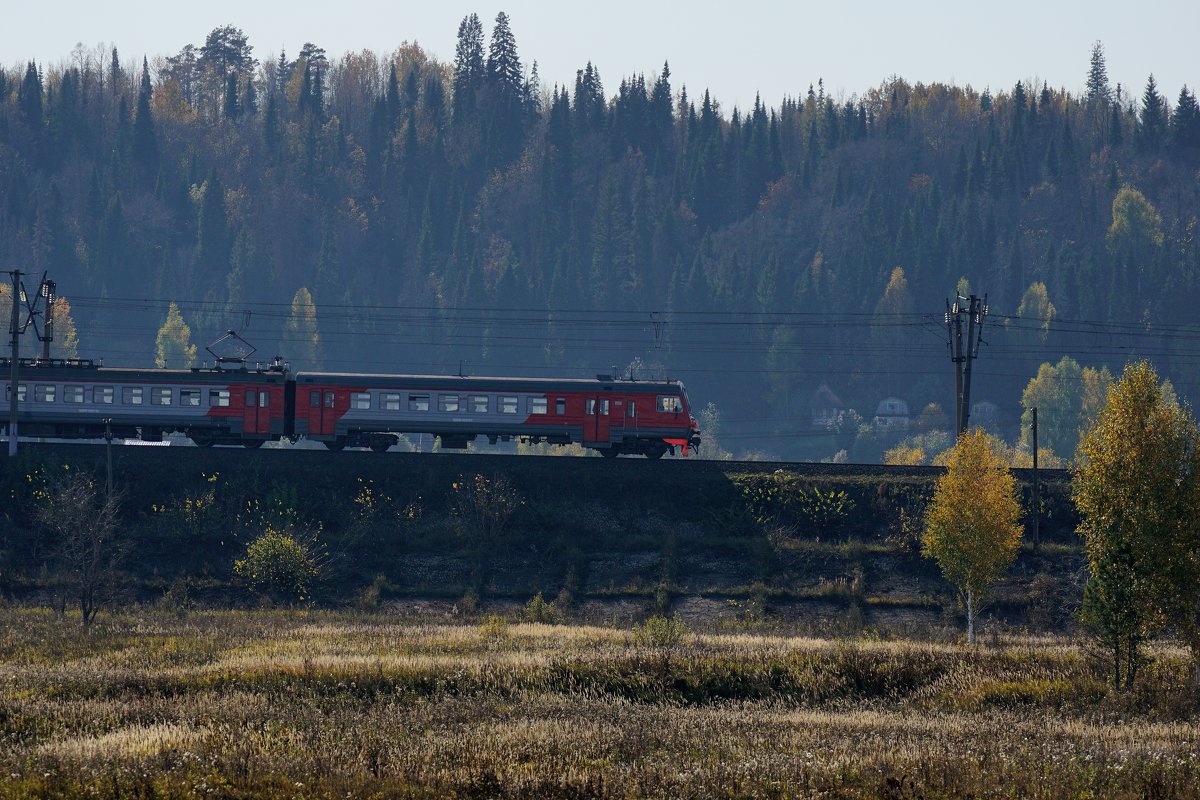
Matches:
[[1, 607, 1198, 798]]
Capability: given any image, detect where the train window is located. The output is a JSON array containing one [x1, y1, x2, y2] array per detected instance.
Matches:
[[439, 395, 460, 413], [470, 395, 489, 413], [180, 389, 201, 407], [500, 396, 519, 414], [586, 399, 596, 415], [529, 397, 547, 415], [122, 387, 144, 405], [245, 390, 256, 407], [34, 385, 56, 403], [64, 386, 85, 404], [381, 393, 401, 411], [151, 388, 172, 405], [351, 392, 371, 410], [324, 392, 335, 409], [209, 389, 230, 408], [259, 391, 269, 408], [309, 390, 321, 408], [94, 386, 114, 404], [600, 399, 610, 416], [556, 398, 566, 415], [6, 385, 27, 402], [657, 395, 682, 413], [629, 401, 636, 418], [409, 394, 430, 412]]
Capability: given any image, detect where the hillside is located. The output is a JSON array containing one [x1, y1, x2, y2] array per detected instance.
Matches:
[[0, 445, 1081, 633], [2, 22, 1198, 459]]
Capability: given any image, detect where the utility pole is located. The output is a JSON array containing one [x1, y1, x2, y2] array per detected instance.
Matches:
[[1031, 407, 1040, 550], [945, 293, 989, 435], [8, 270, 20, 457], [104, 418, 114, 496], [39, 279, 55, 362]]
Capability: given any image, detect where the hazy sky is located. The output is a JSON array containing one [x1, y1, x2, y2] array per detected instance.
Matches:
[[4, 1, 1196, 112]]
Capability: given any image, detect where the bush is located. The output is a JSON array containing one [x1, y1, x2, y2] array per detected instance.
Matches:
[[524, 592, 562, 623], [633, 614, 690, 649], [233, 525, 323, 603]]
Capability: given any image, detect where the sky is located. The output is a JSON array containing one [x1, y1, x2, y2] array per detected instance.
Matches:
[[3, 1, 1197, 113]]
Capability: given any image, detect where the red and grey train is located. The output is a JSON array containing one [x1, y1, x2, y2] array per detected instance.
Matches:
[[1, 357, 701, 458]]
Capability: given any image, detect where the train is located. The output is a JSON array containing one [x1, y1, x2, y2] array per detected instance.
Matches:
[[0, 355, 702, 458]]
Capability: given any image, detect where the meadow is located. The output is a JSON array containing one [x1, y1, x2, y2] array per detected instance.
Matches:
[[1, 607, 1198, 799]]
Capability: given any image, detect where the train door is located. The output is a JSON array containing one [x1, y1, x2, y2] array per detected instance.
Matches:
[[584, 397, 611, 448], [307, 388, 339, 437], [623, 398, 638, 433], [243, 387, 271, 435]]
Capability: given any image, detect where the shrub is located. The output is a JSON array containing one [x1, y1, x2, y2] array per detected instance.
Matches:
[[524, 592, 561, 623], [633, 614, 690, 649], [233, 524, 323, 603]]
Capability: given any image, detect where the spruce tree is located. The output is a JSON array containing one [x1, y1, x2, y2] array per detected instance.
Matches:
[[1085, 41, 1112, 105], [1137, 74, 1167, 152], [452, 13, 485, 123], [1172, 86, 1200, 159]]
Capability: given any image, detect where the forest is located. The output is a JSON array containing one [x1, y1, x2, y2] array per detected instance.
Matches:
[[1, 15, 1199, 460]]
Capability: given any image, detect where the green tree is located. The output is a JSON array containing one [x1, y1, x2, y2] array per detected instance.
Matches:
[[1019, 357, 1112, 458], [132, 57, 157, 168], [155, 302, 197, 369], [1074, 361, 1200, 690], [1172, 86, 1200, 160], [1106, 186, 1164, 315], [1137, 74, 1168, 153], [1013, 281, 1056, 342], [923, 430, 1023, 644], [1085, 41, 1111, 105], [282, 287, 323, 369]]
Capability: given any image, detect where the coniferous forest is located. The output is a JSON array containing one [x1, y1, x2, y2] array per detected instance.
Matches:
[[2, 15, 1200, 460]]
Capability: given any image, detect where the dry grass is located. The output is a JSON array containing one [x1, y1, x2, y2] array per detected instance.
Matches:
[[1, 607, 1198, 798]]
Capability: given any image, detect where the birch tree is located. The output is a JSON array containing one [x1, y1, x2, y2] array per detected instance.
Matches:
[[923, 430, 1023, 644]]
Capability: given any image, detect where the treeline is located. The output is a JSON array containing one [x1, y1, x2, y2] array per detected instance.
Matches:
[[1, 20, 1199, 458]]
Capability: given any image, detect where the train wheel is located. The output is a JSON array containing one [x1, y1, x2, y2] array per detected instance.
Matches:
[[324, 439, 346, 451], [645, 443, 668, 460], [601, 446, 619, 458], [242, 439, 264, 449], [191, 431, 215, 448], [369, 439, 392, 453]]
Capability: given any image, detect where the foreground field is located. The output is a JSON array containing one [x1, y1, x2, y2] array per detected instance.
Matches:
[[1, 609, 1198, 799]]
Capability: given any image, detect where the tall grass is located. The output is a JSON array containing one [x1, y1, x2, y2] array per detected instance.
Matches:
[[1, 607, 1197, 798]]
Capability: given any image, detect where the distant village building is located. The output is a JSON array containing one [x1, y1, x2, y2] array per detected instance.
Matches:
[[970, 400, 1001, 431], [874, 397, 911, 432], [810, 384, 847, 430]]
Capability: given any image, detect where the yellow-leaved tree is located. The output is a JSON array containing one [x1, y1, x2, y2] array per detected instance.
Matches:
[[923, 430, 1023, 644], [1073, 361, 1200, 690], [155, 302, 197, 369]]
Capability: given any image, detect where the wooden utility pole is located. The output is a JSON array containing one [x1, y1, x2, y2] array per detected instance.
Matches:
[[8, 270, 20, 457], [1031, 407, 1040, 550], [945, 293, 989, 435]]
